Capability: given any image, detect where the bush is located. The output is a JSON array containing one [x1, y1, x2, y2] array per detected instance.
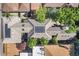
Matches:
[[51, 35, 58, 45], [36, 6, 46, 23], [65, 25, 76, 33], [46, 8, 59, 22], [37, 38, 41, 45], [27, 37, 37, 48], [39, 37, 48, 45], [2, 13, 12, 17]]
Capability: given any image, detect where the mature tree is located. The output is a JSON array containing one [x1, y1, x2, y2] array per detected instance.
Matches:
[[53, 7, 79, 33], [27, 37, 37, 48], [57, 7, 79, 25], [46, 8, 59, 22], [65, 24, 77, 33], [36, 6, 47, 23], [40, 37, 48, 45]]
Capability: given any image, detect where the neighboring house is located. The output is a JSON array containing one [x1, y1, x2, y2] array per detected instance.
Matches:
[[19, 45, 74, 56], [2, 3, 41, 12], [3, 43, 20, 56], [44, 45, 73, 56], [45, 3, 79, 8], [2, 3, 79, 12]]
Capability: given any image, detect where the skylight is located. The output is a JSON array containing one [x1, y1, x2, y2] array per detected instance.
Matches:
[[35, 26, 45, 33]]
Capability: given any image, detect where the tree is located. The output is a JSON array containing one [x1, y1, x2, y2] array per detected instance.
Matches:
[[58, 7, 79, 25], [65, 24, 77, 33], [36, 6, 47, 23], [40, 37, 48, 45], [55, 7, 79, 33], [46, 8, 59, 22], [27, 37, 37, 48], [51, 35, 58, 45]]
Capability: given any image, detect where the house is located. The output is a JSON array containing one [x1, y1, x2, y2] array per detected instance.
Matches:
[[19, 45, 74, 56], [1, 16, 76, 43], [2, 3, 41, 12], [3, 43, 20, 56], [2, 3, 79, 12], [0, 3, 78, 56], [44, 45, 73, 56]]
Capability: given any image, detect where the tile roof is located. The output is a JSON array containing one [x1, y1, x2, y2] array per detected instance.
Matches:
[[2, 3, 41, 12], [2, 3, 19, 12], [3, 43, 20, 56], [44, 45, 71, 56]]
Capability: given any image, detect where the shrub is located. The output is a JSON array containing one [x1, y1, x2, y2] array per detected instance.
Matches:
[[65, 25, 76, 33], [51, 35, 58, 45], [40, 37, 48, 45], [36, 6, 46, 23], [46, 8, 59, 22], [37, 38, 41, 45], [27, 37, 37, 48], [2, 13, 12, 17]]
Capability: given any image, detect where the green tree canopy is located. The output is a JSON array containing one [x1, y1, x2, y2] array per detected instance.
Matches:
[[27, 37, 37, 48], [49, 7, 79, 33], [57, 7, 79, 25], [40, 37, 48, 45], [46, 8, 59, 22], [36, 6, 47, 23]]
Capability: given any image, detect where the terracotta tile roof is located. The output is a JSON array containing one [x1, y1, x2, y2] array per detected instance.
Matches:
[[19, 3, 41, 11], [19, 3, 30, 11], [2, 3, 41, 12], [44, 45, 71, 56], [2, 3, 19, 12], [2, 3, 79, 12], [31, 3, 41, 10], [3, 43, 20, 56]]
